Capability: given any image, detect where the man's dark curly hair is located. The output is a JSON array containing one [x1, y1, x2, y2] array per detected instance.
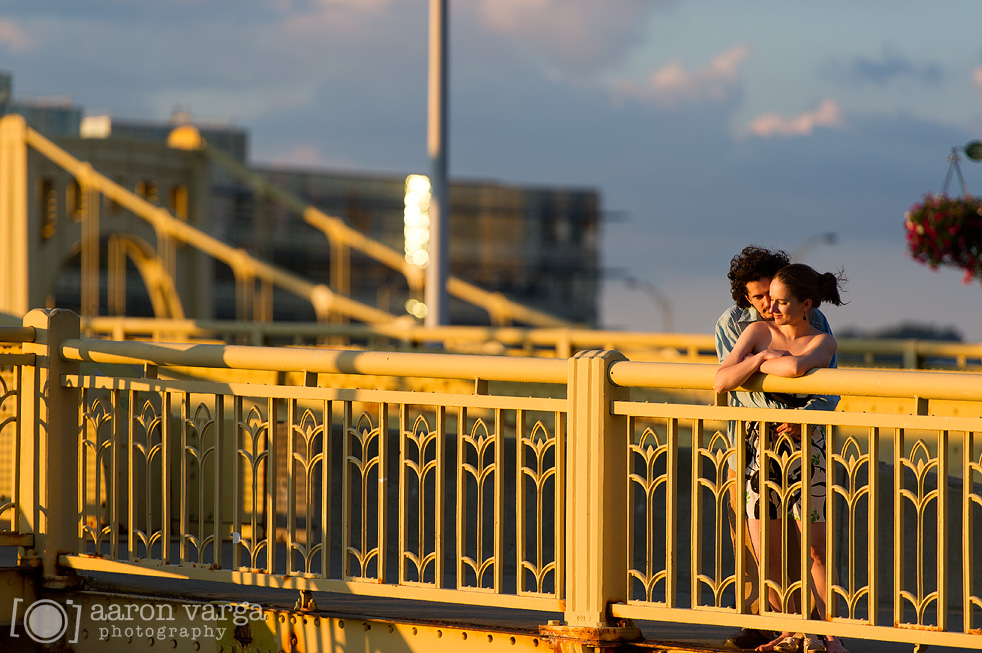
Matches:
[[727, 245, 790, 307]]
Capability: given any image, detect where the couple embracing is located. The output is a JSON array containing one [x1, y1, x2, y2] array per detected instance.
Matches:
[[714, 246, 848, 653]]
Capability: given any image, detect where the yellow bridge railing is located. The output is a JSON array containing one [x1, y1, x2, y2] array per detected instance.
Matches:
[[81, 315, 982, 371], [1, 309, 981, 651]]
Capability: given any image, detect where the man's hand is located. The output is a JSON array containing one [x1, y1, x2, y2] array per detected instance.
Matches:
[[775, 422, 801, 439]]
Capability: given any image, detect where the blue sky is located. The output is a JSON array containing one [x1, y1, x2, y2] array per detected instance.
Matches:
[[3, 1, 981, 339]]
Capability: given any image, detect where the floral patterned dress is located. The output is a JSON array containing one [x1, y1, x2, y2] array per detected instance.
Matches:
[[742, 391, 827, 523]]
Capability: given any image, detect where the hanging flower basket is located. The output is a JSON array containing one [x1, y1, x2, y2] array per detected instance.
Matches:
[[904, 193, 982, 285]]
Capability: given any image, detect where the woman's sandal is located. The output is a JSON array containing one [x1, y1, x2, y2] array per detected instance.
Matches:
[[802, 634, 826, 652], [762, 633, 804, 652]]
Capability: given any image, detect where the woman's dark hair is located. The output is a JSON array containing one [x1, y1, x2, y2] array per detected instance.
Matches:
[[773, 263, 847, 309], [727, 246, 790, 307]]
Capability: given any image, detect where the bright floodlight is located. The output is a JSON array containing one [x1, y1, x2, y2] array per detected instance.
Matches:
[[404, 175, 431, 267]]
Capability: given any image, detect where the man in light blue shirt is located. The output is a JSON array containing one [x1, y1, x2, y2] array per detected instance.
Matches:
[[714, 245, 838, 651], [715, 245, 839, 416]]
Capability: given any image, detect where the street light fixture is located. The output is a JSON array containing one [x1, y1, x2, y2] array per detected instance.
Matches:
[[791, 232, 837, 263], [622, 276, 674, 332], [942, 140, 982, 197]]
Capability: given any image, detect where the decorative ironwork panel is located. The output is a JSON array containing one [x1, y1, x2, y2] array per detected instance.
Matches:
[[399, 405, 444, 586], [691, 420, 737, 609], [457, 407, 502, 592], [232, 397, 274, 572], [127, 390, 165, 561], [0, 366, 19, 532], [79, 388, 117, 556], [628, 417, 677, 604], [179, 394, 222, 566], [895, 429, 948, 630], [516, 410, 560, 597], [342, 402, 386, 581], [285, 399, 330, 577], [828, 426, 877, 623]]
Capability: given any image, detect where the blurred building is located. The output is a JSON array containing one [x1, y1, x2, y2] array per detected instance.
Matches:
[[1, 71, 600, 326]]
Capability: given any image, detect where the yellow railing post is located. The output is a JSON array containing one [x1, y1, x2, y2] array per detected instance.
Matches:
[[557, 350, 638, 635], [19, 308, 80, 581]]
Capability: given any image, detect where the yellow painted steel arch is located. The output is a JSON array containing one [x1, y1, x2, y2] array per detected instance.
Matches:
[[111, 234, 186, 319]]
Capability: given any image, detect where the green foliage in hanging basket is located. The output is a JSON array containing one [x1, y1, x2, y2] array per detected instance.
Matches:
[[904, 194, 982, 285]]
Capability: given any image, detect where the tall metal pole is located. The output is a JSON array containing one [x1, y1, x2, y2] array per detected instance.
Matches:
[[425, 0, 449, 326]]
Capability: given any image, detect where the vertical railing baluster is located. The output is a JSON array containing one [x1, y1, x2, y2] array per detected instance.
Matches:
[[214, 395, 224, 569], [161, 392, 172, 564], [758, 420, 769, 616], [287, 398, 296, 575], [690, 418, 701, 608], [77, 395, 87, 551], [938, 428, 948, 631], [868, 425, 879, 625], [435, 405, 446, 588], [800, 418, 813, 622], [456, 406, 466, 589], [109, 390, 120, 561], [180, 392, 189, 563], [320, 399, 331, 579], [341, 400, 352, 578], [398, 403, 408, 585], [232, 396, 242, 570], [626, 416, 635, 601], [665, 417, 678, 608], [266, 397, 278, 574], [735, 419, 747, 614], [894, 427, 904, 626], [127, 389, 136, 563], [516, 409, 526, 594], [964, 429, 974, 634], [555, 409, 565, 603], [494, 407, 504, 592], [377, 401, 388, 582]]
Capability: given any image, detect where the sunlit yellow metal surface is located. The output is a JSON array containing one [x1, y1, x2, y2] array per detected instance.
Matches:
[[80, 315, 982, 371], [2, 309, 981, 652]]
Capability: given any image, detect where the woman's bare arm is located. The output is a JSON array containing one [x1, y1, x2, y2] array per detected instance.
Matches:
[[714, 323, 785, 394], [757, 334, 836, 378]]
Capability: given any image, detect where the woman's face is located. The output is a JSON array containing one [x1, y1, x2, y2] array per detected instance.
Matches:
[[768, 278, 811, 325]]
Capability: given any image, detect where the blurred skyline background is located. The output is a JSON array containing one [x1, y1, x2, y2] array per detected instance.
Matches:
[[2, 0, 981, 339]]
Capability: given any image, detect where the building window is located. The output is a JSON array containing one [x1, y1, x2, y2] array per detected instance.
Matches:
[[38, 178, 56, 240], [67, 179, 83, 222], [136, 179, 158, 203], [170, 184, 188, 221]]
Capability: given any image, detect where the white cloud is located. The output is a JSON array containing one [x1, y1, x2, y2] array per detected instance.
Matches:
[[0, 19, 33, 53], [743, 99, 844, 138], [474, 0, 656, 73], [616, 44, 750, 107]]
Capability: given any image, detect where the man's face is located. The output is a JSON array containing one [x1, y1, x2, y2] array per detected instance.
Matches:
[[744, 277, 773, 320]]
